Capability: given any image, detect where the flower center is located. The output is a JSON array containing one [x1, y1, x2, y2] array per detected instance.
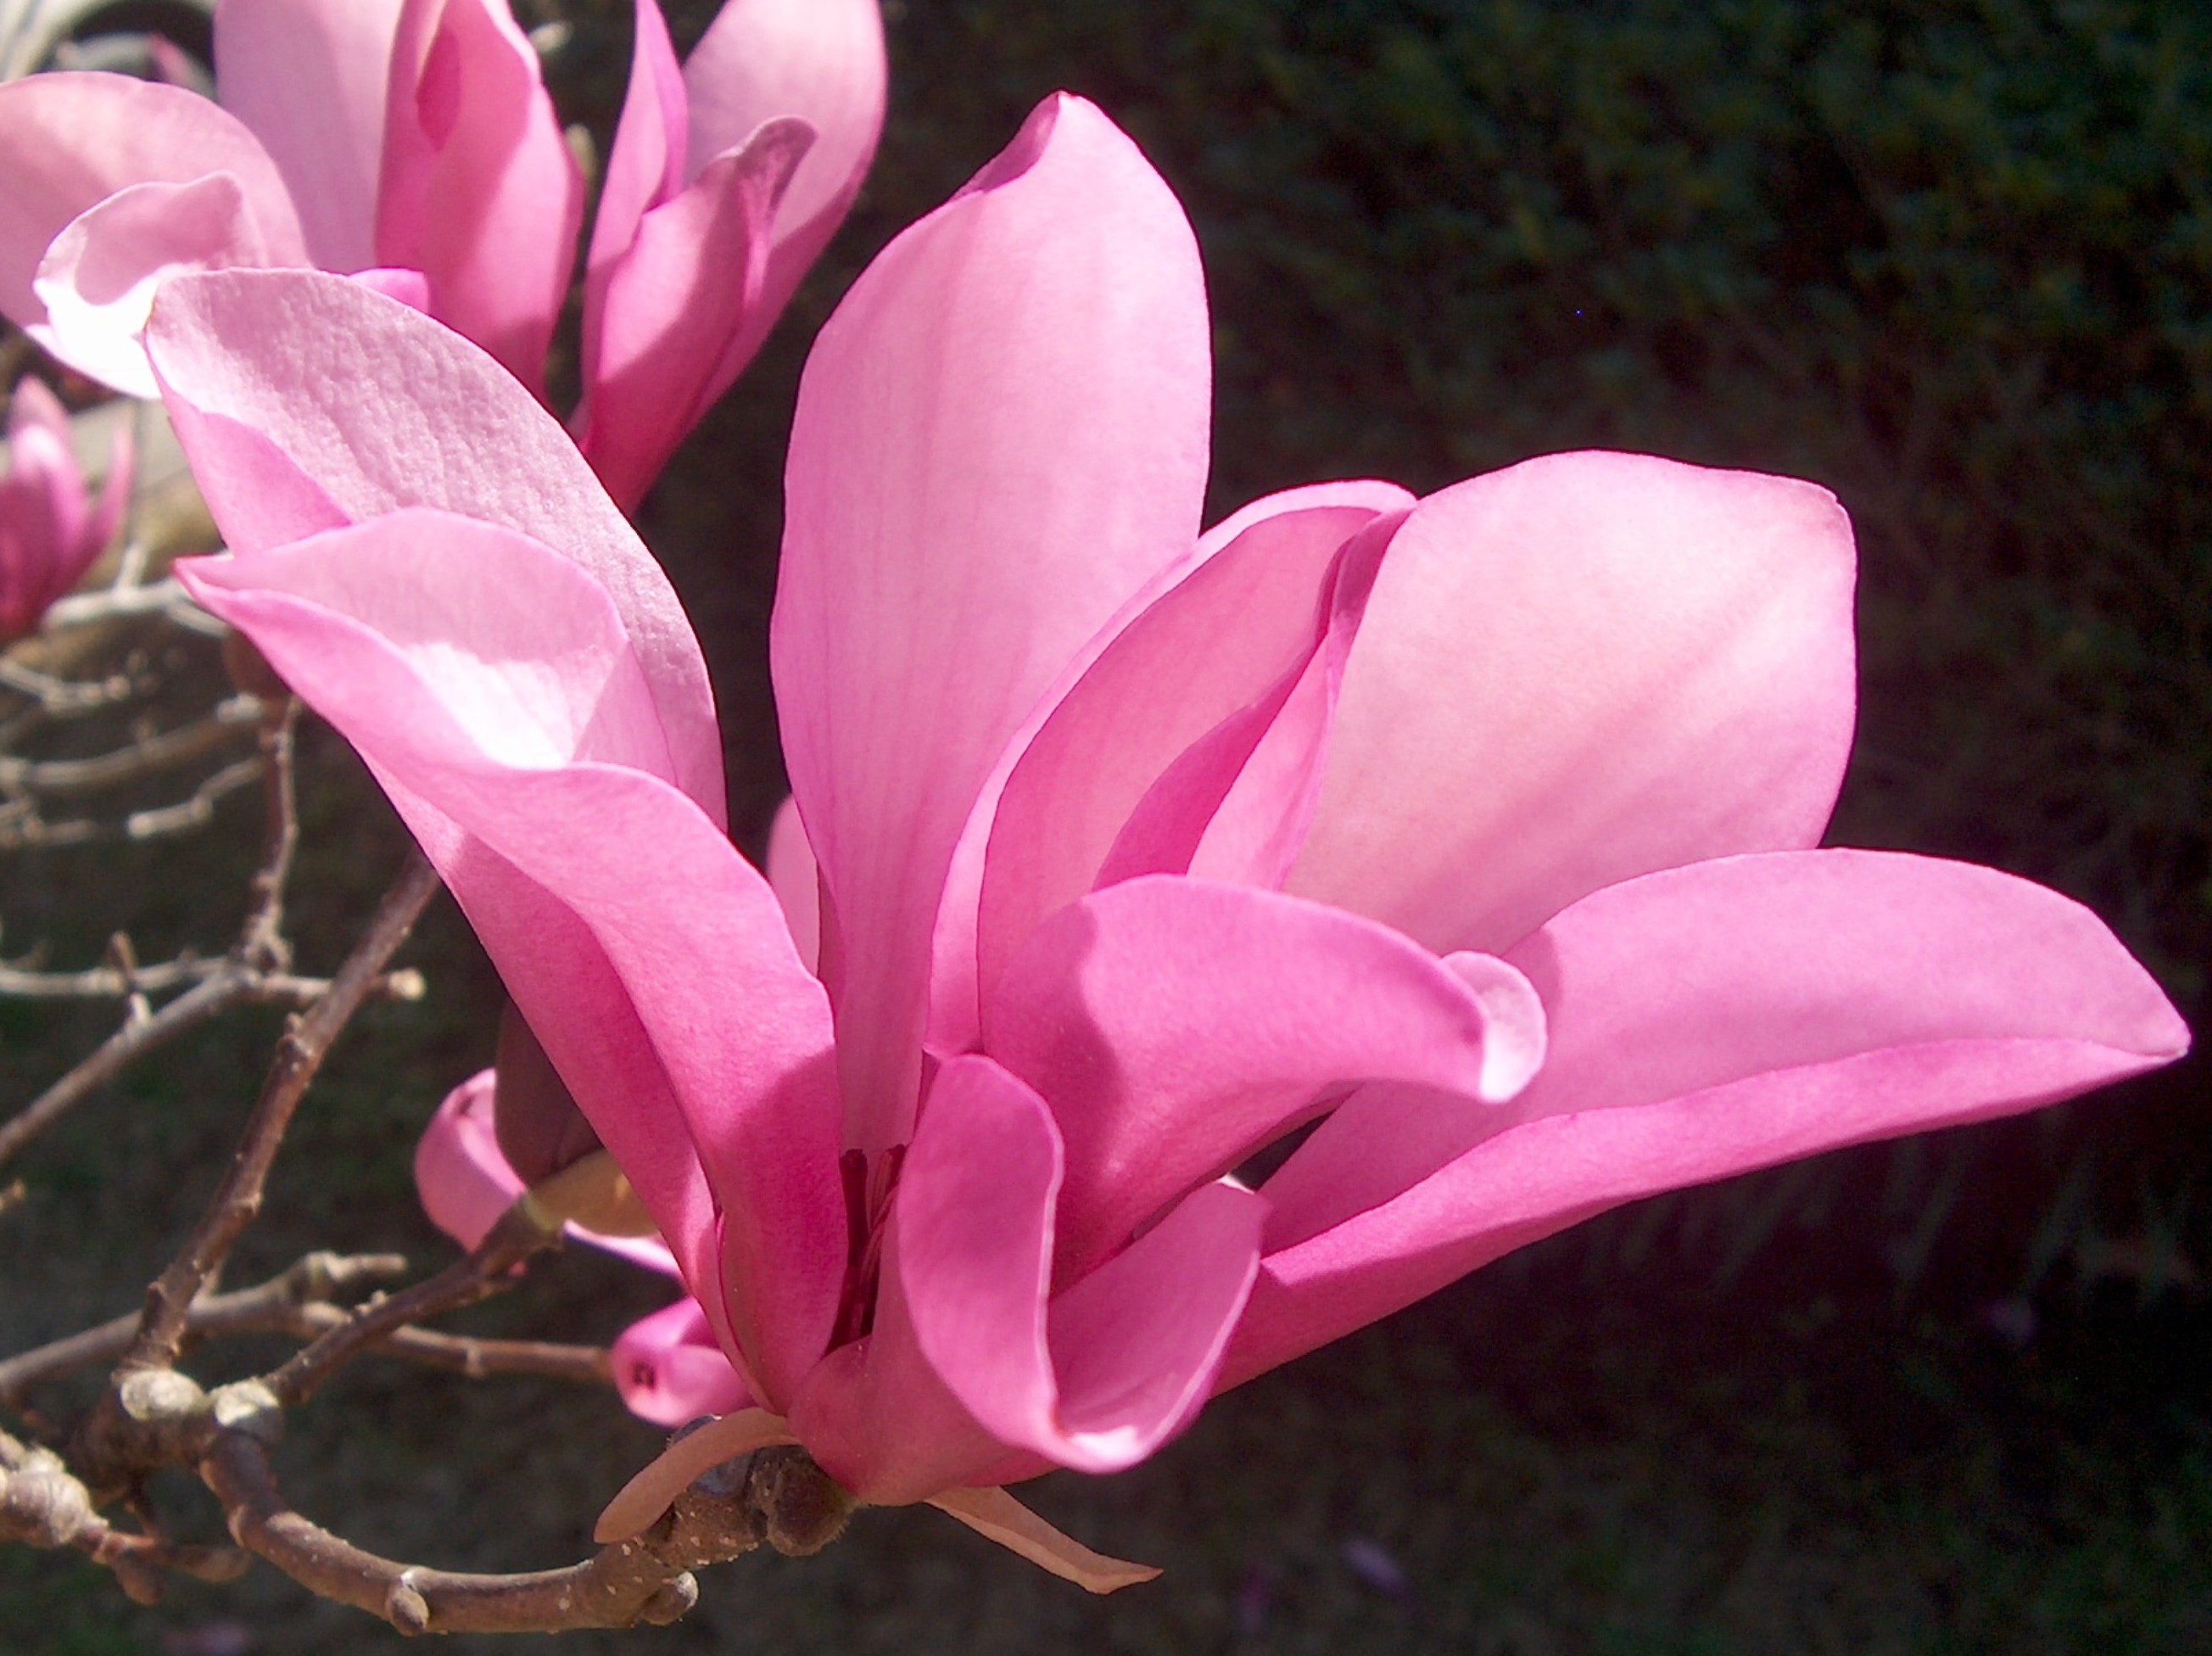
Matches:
[[831, 1144, 906, 1348]]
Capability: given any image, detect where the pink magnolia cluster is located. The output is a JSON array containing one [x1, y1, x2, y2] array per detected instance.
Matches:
[[142, 98, 2184, 1586], [0, 377, 131, 640], [0, 0, 885, 506]]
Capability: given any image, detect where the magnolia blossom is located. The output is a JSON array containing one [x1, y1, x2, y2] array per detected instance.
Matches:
[[154, 98, 2183, 1588], [0, 0, 884, 504], [0, 377, 131, 639]]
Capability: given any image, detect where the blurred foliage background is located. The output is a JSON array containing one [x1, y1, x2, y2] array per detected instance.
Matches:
[[4, 0, 2209, 1649]]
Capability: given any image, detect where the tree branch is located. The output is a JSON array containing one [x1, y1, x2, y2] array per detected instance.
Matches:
[[0, 756, 267, 849], [0, 962, 423, 1170], [263, 1205, 564, 1408], [3, 1427, 250, 1604], [0, 657, 142, 715], [199, 1434, 852, 1634], [120, 852, 442, 1377], [0, 1250, 608, 1409], [0, 696, 260, 795], [237, 699, 297, 971], [0, 1253, 411, 1406]]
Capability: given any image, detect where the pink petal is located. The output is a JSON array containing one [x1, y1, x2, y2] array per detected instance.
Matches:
[[4, 375, 79, 536], [973, 484, 1410, 1016], [34, 174, 287, 400], [774, 94, 1210, 1151], [926, 482, 1410, 1060], [983, 876, 1545, 1284], [926, 1488, 1161, 1594], [0, 378, 129, 638], [145, 267, 725, 824], [215, 0, 406, 271], [0, 388, 69, 637], [898, 1058, 1262, 1474], [575, 118, 811, 510], [1223, 849, 2190, 1388], [0, 73, 306, 387], [187, 510, 679, 775], [766, 796, 821, 973], [1103, 509, 1400, 892], [681, 0, 885, 378], [578, 0, 689, 383], [344, 266, 432, 312], [178, 518, 846, 1406], [790, 1057, 1263, 1502], [595, 1407, 796, 1542], [412, 1067, 681, 1273], [612, 1296, 753, 1426], [412, 1069, 523, 1250], [1287, 453, 1859, 953], [684, 0, 883, 225], [376, 0, 581, 393]]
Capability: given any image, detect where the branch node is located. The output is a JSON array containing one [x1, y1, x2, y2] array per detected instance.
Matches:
[[207, 1380, 283, 1446], [640, 1573, 699, 1626], [750, 1447, 857, 1558], [386, 1573, 432, 1635], [117, 1368, 203, 1425], [0, 1443, 93, 1547]]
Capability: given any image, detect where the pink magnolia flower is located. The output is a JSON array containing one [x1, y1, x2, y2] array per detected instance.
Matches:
[[0, 376, 131, 639], [0, 0, 885, 504], [153, 97, 2184, 1588]]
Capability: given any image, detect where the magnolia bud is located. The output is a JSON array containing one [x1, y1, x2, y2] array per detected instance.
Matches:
[[492, 1000, 601, 1184], [221, 631, 289, 702], [495, 1003, 656, 1238]]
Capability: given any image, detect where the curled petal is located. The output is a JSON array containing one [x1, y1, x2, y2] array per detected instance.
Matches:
[[899, 1057, 1263, 1473], [1226, 849, 2190, 1387], [985, 877, 1542, 1282], [792, 1058, 1262, 1502], [377, 0, 581, 391], [36, 174, 288, 400], [684, 0, 884, 228], [595, 1407, 796, 1542], [1104, 510, 1398, 892], [1288, 453, 1859, 952], [928, 481, 1410, 1060], [577, 118, 812, 510], [0, 73, 306, 389], [612, 1297, 753, 1427], [775, 93, 1210, 1150], [682, 0, 885, 378], [975, 484, 1408, 1013], [146, 268, 725, 822]]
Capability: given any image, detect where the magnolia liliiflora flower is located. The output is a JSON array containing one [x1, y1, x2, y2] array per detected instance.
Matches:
[[153, 97, 2185, 1589], [0, 0, 884, 505], [1, 377, 131, 640]]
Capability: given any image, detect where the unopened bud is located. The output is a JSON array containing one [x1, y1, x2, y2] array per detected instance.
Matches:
[[221, 631, 289, 702], [493, 1001, 602, 1185]]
